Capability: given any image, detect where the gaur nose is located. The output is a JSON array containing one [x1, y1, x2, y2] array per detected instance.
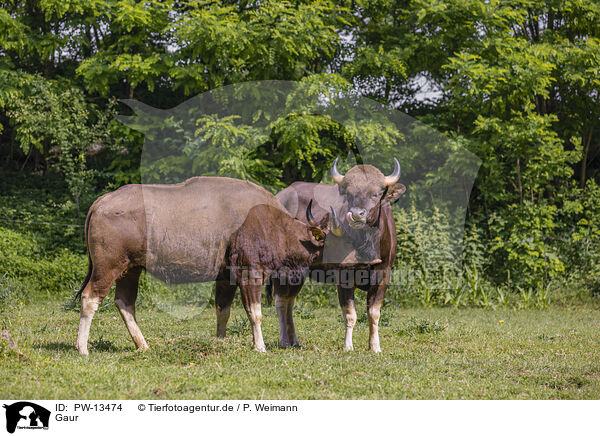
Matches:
[[350, 208, 367, 221]]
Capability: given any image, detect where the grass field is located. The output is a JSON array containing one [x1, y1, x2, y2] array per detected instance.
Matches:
[[2, 300, 600, 400]]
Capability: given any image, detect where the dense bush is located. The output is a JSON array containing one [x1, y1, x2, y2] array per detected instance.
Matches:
[[0, 227, 86, 301]]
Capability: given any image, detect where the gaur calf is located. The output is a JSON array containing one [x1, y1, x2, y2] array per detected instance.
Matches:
[[222, 201, 341, 351]]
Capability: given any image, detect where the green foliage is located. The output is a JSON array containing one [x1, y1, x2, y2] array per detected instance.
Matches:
[[171, 0, 344, 92], [75, 0, 175, 97], [2, 0, 600, 305], [0, 70, 115, 218], [394, 205, 458, 279], [247, 112, 357, 187], [387, 200, 600, 309], [0, 227, 86, 297], [0, 171, 86, 251]]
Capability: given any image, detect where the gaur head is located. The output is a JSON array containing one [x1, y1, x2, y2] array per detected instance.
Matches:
[[331, 158, 404, 230], [305, 199, 342, 248]]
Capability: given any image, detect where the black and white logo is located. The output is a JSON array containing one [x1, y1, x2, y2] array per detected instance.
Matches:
[[3, 402, 50, 434]]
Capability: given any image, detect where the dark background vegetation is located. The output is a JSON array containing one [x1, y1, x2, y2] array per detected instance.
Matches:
[[1, 0, 600, 309]]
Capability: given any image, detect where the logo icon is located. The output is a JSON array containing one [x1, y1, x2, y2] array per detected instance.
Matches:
[[2, 402, 50, 434]]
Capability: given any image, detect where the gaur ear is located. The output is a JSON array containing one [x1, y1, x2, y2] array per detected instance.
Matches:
[[318, 213, 330, 229], [384, 183, 406, 204]]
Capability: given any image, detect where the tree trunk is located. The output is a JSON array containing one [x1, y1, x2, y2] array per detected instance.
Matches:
[[580, 128, 593, 188], [516, 158, 523, 202]]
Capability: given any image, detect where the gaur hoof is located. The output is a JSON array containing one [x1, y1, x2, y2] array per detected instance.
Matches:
[[343, 344, 354, 352]]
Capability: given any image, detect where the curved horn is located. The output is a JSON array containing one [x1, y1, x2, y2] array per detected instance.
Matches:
[[306, 199, 317, 226], [329, 206, 343, 237], [384, 158, 401, 186], [331, 158, 344, 185]]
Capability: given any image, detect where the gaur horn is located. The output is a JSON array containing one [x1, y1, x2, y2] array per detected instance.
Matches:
[[331, 158, 344, 185], [306, 199, 317, 226], [329, 206, 343, 237], [384, 158, 401, 186]]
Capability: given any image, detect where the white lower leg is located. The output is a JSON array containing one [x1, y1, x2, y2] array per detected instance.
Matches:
[[274, 295, 291, 347], [342, 303, 357, 352], [216, 304, 231, 338], [368, 306, 381, 353], [248, 303, 266, 352], [115, 299, 148, 350], [76, 295, 101, 355]]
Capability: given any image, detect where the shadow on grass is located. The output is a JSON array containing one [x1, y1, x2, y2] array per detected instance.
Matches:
[[265, 339, 305, 351], [144, 336, 227, 364], [37, 342, 75, 352], [37, 339, 128, 353]]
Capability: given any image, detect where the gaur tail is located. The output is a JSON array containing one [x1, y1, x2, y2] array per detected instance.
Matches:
[[76, 255, 92, 300], [75, 209, 93, 300]]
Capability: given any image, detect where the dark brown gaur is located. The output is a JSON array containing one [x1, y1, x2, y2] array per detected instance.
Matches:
[[274, 159, 406, 352], [223, 200, 340, 350]]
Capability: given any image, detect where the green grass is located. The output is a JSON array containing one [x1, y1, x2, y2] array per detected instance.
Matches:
[[2, 302, 600, 399]]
